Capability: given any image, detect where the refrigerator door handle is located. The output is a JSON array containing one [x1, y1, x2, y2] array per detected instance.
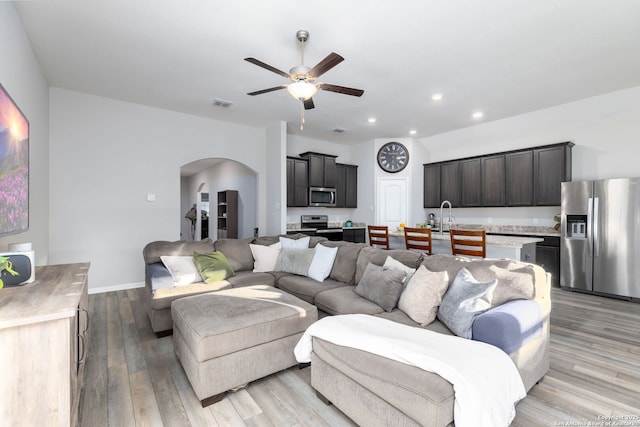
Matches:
[[587, 197, 594, 257], [593, 197, 600, 257]]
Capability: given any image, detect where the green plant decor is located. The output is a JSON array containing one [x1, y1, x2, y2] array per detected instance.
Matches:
[[0, 256, 19, 289]]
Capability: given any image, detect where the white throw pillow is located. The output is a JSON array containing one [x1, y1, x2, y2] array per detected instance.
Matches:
[[307, 244, 339, 282], [250, 242, 282, 272], [279, 236, 310, 250], [160, 255, 203, 286], [398, 265, 449, 326], [383, 256, 417, 283]]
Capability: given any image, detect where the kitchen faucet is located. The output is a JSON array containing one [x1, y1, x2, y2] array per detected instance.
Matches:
[[440, 200, 453, 237]]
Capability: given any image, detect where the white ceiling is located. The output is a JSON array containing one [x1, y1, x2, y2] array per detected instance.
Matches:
[[14, 0, 640, 144]]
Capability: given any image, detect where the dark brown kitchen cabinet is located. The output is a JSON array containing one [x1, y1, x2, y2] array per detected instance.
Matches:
[[343, 228, 366, 243], [534, 144, 572, 206], [286, 157, 308, 207], [440, 161, 460, 207], [506, 150, 534, 206], [482, 154, 506, 206], [335, 163, 358, 208], [536, 236, 560, 287], [423, 142, 572, 208], [423, 164, 441, 208], [300, 152, 337, 188], [460, 158, 482, 207]]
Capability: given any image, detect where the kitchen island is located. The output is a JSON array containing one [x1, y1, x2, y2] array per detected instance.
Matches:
[[389, 230, 543, 262]]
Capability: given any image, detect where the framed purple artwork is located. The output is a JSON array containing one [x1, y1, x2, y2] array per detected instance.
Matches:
[[0, 83, 29, 236]]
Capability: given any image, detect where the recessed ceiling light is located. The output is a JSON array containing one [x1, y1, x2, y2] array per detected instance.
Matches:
[[472, 111, 484, 119], [409, 130, 417, 135], [431, 94, 443, 101], [368, 117, 377, 124]]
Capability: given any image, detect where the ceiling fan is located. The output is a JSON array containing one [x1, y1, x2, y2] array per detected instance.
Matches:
[[245, 30, 364, 123]]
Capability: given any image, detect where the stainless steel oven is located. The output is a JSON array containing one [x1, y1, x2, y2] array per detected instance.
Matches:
[[300, 215, 343, 241]]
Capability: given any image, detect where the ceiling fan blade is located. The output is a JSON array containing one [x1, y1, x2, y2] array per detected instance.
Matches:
[[308, 52, 344, 79], [244, 57, 291, 79], [318, 83, 364, 97], [247, 85, 287, 96], [304, 98, 315, 110]]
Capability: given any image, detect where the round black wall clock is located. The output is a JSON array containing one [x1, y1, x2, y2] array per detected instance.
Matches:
[[377, 142, 409, 173]]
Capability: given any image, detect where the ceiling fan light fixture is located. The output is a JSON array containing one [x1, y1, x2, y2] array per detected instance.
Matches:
[[287, 81, 318, 101]]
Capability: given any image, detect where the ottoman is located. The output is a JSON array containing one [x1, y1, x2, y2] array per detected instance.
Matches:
[[172, 285, 318, 406]]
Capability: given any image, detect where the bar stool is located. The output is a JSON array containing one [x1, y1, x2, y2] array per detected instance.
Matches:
[[367, 225, 390, 249], [449, 229, 486, 258], [404, 227, 432, 255]]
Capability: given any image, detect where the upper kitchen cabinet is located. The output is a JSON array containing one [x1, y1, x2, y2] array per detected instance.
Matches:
[[440, 161, 461, 207], [460, 158, 482, 207], [506, 150, 534, 206], [286, 156, 309, 207], [481, 154, 506, 206], [300, 152, 337, 188], [534, 143, 573, 206], [335, 163, 358, 208], [423, 164, 441, 208], [423, 142, 573, 208]]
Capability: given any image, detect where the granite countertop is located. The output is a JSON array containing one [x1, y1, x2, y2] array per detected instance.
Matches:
[[389, 230, 543, 248], [425, 224, 560, 237]]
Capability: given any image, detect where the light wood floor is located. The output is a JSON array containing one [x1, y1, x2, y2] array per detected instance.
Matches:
[[78, 287, 640, 426]]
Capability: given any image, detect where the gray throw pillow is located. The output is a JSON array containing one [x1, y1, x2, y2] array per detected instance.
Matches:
[[437, 267, 498, 339], [274, 248, 315, 276], [354, 263, 406, 312], [214, 238, 254, 272]]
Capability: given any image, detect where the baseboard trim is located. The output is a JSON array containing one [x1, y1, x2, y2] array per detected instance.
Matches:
[[89, 281, 145, 295]]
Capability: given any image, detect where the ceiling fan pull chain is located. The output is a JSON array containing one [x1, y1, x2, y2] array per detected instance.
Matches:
[[300, 102, 305, 131]]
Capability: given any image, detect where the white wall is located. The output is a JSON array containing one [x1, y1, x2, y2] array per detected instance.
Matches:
[[266, 122, 286, 235], [415, 86, 640, 227], [0, 3, 50, 264], [49, 88, 270, 292]]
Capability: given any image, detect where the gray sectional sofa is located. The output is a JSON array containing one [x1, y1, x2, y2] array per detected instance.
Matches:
[[142, 233, 550, 426]]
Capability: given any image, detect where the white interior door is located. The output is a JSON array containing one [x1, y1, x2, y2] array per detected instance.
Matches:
[[377, 178, 408, 228]]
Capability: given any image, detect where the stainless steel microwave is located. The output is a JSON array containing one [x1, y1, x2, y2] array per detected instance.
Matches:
[[309, 187, 336, 207]]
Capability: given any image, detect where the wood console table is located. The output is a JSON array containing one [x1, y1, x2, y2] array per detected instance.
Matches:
[[0, 263, 90, 427]]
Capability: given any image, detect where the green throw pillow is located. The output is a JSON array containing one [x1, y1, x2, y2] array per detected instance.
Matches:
[[193, 251, 235, 283]]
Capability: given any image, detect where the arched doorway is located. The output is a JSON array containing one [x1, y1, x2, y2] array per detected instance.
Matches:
[[180, 158, 258, 241]]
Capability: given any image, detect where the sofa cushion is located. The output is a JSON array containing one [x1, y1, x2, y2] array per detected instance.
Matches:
[[422, 254, 536, 307], [193, 251, 234, 283], [472, 299, 543, 353], [307, 244, 339, 282], [227, 270, 276, 288], [355, 246, 423, 285], [437, 267, 498, 339], [160, 255, 203, 286], [146, 262, 175, 291], [319, 241, 367, 285], [354, 263, 406, 312], [276, 275, 347, 304], [250, 242, 282, 272], [144, 239, 214, 264], [375, 310, 455, 335], [147, 281, 233, 310], [274, 248, 315, 276], [397, 265, 449, 326], [214, 238, 254, 272], [315, 286, 385, 316]]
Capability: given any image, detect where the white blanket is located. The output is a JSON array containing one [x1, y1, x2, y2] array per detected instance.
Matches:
[[294, 314, 526, 427]]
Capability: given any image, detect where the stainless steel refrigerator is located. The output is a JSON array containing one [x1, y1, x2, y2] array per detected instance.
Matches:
[[561, 178, 640, 300]]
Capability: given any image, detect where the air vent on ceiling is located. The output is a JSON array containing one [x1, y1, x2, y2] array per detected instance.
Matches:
[[211, 98, 234, 108], [332, 127, 347, 133]]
